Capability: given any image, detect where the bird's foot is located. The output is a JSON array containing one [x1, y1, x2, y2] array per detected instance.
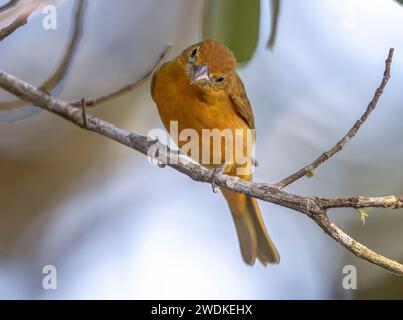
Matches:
[[209, 167, 225, 193], [148, 137, 167, 168]]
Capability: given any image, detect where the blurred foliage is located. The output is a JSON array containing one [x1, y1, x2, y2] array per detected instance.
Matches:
[[356, 278, 403, 299], [394, 0, 403, 5], [268, 0, 280, 49], [203, 0, 260, 64]]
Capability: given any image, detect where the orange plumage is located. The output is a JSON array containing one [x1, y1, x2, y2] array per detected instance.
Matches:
[[151, 39, 280, 265]]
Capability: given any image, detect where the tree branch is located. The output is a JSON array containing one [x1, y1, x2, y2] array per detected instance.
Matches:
[[0, 49, 402, 275], [0, 0, 21, 14], [274, 49, 394, 190], [319, 195, 403, 209], [0, 0, 48, 41], [0, 0, 85, 111], [311, 213, 403, 275], [68, 43, 173, 107], [0, 69, 324, 218], [0, 1, 170, 112]]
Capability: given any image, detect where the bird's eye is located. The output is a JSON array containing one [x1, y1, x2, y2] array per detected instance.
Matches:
[[215, 76, 224, 83], [190, 47, 198, 58]]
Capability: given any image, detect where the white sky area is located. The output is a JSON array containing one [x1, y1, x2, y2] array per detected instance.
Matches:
[[0, 0, 402, 299]]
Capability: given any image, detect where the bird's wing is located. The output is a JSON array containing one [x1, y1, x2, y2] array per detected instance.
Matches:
[[226, 72, 255, 130], [150, 62, 168, 101]]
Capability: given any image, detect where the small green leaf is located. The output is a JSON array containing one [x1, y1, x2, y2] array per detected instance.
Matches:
[[305, 170, 315, 178], [267, 0, 281, 50], [356, 208, 371, 226], [203, 0, 260, 64]]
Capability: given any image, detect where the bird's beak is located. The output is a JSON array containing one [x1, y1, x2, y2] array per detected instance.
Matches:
[[191, 64, 210, 83]]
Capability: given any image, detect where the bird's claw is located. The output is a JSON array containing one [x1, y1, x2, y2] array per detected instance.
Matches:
[[209, 167, 224, 193]]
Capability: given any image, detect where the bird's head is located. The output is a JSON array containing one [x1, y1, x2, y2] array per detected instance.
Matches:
[[180, 39, 236, 89]]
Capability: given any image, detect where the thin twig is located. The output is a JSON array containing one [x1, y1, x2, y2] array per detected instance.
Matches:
[[274, 49, 394, 190], [0, 0, 56, 25], [0, 0, 85, 111], [69, 43, 173, 107], [311, 212, 403, 275], [0, 51, 402, 275], [40, 0, 85, 92], [0, 0, 46, 41], [0, 0, 21, 14], [80, 97, 87, 128]]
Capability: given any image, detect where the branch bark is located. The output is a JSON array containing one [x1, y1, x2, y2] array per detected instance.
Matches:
[[0, 48, 402, 275]]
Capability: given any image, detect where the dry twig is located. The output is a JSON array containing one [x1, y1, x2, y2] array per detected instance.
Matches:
[[274, 49, 394, 189], [0, 0, 85, 111], [0, 0, 48, 41], [68, 43, 173, 108], [0, 0, 21, 14]]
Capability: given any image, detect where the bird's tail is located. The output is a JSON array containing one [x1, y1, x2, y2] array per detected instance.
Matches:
[[221, 188, 280, 265]]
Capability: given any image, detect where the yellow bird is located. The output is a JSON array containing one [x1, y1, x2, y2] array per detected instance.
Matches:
[[151, 39, 280, 265]]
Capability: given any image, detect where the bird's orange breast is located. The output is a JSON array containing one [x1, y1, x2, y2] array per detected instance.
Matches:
[[152, 59, 252, 174]]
